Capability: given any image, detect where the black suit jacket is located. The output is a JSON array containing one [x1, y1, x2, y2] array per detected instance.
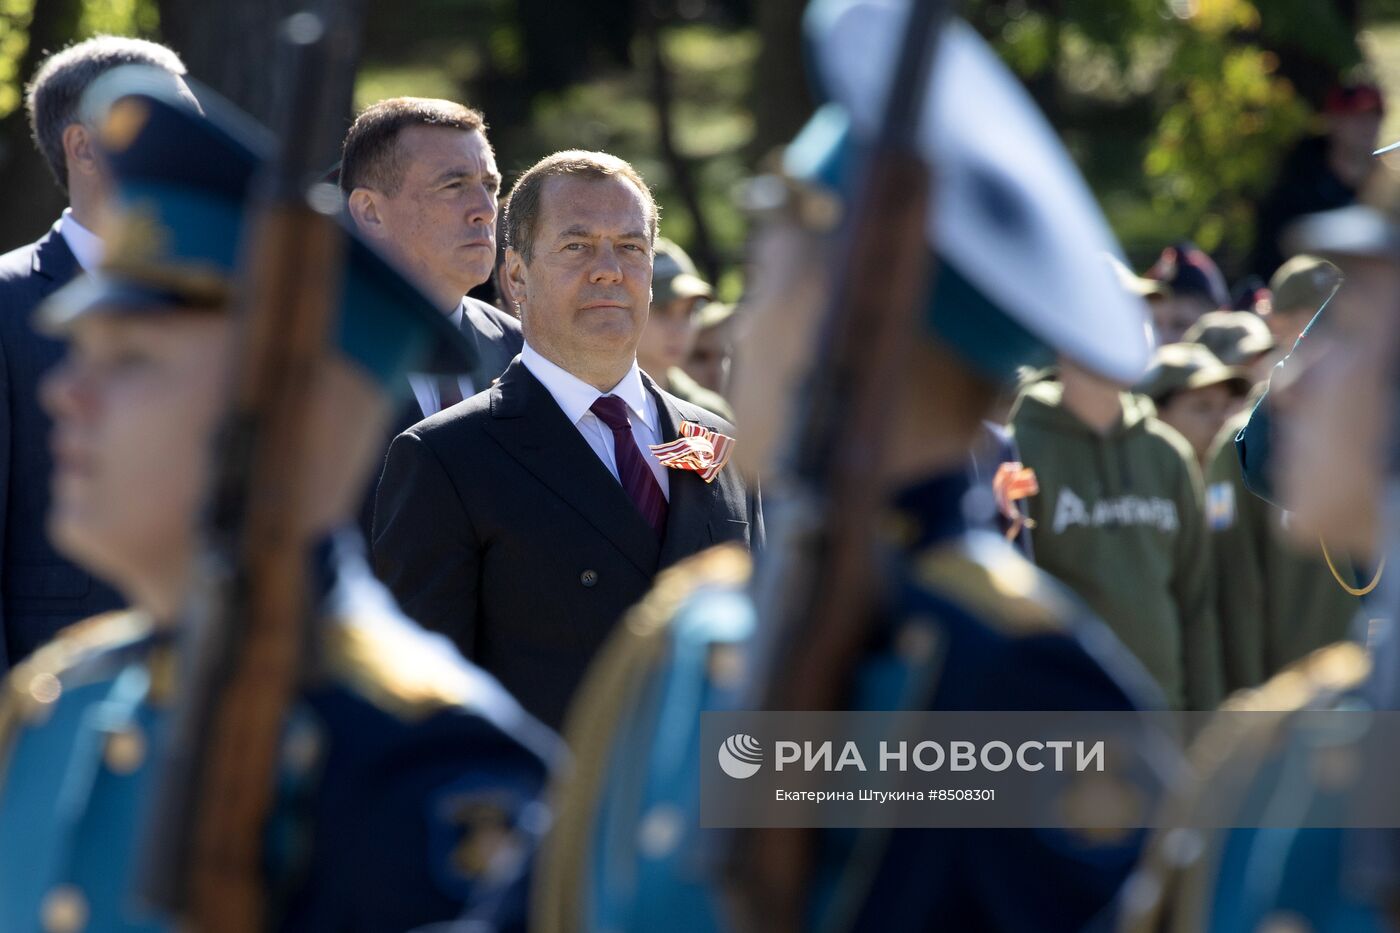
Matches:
[[372, 359, 760, 728], [358, 297, 523, 539], [0, 222, 122, 667]]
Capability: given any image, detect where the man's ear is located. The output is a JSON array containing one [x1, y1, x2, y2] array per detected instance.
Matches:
[[346, 188, 384, 238], [505, 247, 528, 307], [62, 124, 100, 182]]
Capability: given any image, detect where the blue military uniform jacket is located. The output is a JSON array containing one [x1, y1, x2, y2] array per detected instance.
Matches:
[[0, 534, 560, 933], [533, 471, 1164, 933]]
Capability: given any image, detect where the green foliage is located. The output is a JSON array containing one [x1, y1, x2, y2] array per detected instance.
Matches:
[[79, 0, 158, 38], [355, 20, 759, 300], [0, 0, 36, 117], [973, 0, 1357, 271], [0, 0, 159, 119]]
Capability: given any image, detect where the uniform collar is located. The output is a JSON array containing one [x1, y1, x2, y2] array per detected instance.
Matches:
[[520, 341, 654, 430], [889, 469, 974, 552]]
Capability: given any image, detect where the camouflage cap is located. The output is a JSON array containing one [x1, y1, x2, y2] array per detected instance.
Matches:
[[1182, 310, 1275, 365], [652, 237, 712, 307], [1268, 254, 1343, 316], [1135, 343, 1251, 404], [695, 300, 737, 330]]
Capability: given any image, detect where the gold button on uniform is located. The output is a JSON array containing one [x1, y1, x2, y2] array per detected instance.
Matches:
[[103, 727, 146, 775], [41, 884, 88, 933], [580, 570, 599, 587]]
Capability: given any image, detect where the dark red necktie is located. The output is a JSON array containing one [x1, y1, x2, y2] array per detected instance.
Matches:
[[590, 394, 668, 538], [437, 374, 465, 411]]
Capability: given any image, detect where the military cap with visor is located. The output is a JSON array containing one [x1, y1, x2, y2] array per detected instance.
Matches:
[[771, 0, 1152, 386]]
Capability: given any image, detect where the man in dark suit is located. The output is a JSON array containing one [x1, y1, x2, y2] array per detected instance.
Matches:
[[340, 98, 524, 535], [373, 150, 759, 729], [0, 37, 187, 667]]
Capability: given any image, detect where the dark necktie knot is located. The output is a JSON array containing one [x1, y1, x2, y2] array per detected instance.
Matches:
[[590, 395, 632, 432], [587, 394, 668, 538]]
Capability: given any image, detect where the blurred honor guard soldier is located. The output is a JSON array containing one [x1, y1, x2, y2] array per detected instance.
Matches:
[[531, 2, 1165, 931], [0, 38, 186, 669], [372, 150, 760, 730], [0, 74, 557, 932], [339, 98, 524, 537], [1120, 174, 1400, 933]]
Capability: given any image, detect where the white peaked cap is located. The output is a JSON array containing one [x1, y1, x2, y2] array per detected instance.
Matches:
[[808, 0, 1152, 383]]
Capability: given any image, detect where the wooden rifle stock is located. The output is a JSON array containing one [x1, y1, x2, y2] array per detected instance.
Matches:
[[724, 2, 949, 930], [135, 11, 361, 930]]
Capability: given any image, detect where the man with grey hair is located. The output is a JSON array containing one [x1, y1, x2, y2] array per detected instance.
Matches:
[[373, 149, 759, 729], [0, 36, 187, 668]]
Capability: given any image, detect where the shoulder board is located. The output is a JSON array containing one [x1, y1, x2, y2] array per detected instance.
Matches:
[[913, 536, 1072, 636], [0, 610, 153, 744], [620, 543, 751, 642], [1188, 641, 1369, 780], [1226, 640, 1370, 713], [1122, 641, 1371, 932], [322, 609, 522, 725]]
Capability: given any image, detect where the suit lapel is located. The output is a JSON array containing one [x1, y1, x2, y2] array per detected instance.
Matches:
[[462, 300, 515, 388], [32, 223, 77, 287], [647, 375, 723, 566], [483, 361, 662, 575]]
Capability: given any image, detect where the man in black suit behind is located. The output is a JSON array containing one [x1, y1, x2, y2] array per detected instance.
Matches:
[[374, 150, 759, 728], [340, 97, 524, 535], [0, 38, 187, 667]]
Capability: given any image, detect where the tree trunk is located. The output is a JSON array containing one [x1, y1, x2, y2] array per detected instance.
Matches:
[[0, 0, 83, 251], [640, 0, 721, 284], [750, 0, 811, 162], [156, 0, 364, 140]]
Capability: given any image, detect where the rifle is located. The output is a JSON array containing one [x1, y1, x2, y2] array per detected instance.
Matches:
[[724, 1, 951, 930], [136, 9, 363, 930]]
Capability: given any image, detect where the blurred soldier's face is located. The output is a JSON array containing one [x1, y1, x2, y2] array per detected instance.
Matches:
[[1276, 254, 1400, 556], [352, 126, 500, 310], [1157, 383, 1234, 467], [508, 174, 653, 381], [42, 310, 393, 610], [42, 313, 230, 596], [636, 295, 702, 379]]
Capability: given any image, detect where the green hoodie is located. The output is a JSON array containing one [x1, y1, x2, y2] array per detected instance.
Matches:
[[1010, 381, 1222, 709]]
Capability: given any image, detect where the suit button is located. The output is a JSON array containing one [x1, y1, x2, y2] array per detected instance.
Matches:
[[580, 569, 599, 587]]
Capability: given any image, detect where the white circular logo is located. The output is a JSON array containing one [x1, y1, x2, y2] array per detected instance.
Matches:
[[718, 733, 763, 779]]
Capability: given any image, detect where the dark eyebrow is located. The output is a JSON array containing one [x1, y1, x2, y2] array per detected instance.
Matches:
[[556, 226, 650, 242], [430, 165, 500, 187]]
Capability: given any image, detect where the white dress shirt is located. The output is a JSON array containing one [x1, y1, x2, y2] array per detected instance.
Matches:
[[520, 341, 670, 500], [57, 208, 102, 273], [407, 301, 476, 417]]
